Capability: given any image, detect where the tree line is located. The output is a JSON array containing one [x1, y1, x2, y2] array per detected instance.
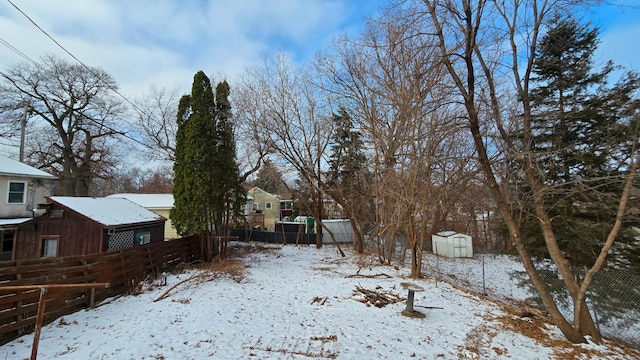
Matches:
[[0, 0, 638, 344]]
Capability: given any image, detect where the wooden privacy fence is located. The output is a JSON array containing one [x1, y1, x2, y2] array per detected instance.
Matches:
[[0, 235, 202, 346]]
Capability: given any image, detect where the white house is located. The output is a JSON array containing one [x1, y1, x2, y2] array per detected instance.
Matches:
[[0, 155, 57, 260]]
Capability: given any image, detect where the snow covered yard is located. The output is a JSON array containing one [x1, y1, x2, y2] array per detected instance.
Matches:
[[2, 243, 637, 359]]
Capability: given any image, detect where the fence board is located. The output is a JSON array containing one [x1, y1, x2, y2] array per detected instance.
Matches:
[[0, 236, 200, 345]]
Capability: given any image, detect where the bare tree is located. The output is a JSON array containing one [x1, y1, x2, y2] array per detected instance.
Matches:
[[420, 0, 639, 343], [0, 54, 126, 196], [132, 86, 181, 162], [315, 8, 473, 275], [236, 53, 332, 248], [131, 80, 266, 186], [92, 165, 174, 196]]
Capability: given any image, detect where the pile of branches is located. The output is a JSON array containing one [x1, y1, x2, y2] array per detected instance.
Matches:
[[351, 285, 404, 308]]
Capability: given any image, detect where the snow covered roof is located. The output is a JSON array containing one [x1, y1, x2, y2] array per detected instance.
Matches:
[[48, 196, 166, 227], [0, 155, 57, 179], [0, 218, 31, 227], [107, 193, 174, 209]]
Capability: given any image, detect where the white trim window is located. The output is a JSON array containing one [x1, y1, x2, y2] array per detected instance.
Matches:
[[41, 237, 58, 257], [136, 231, 151, 245], [265, 202, 272, 209], [253, 203, 259, 211], [7, 181, 27, 204]]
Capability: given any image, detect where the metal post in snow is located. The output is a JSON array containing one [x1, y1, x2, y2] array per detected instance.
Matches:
[[482, 250, 487, 296], [434, 243, 439, 288]]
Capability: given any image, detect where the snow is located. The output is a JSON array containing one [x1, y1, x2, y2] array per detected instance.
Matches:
[[48, 196, 165, 227], [106, 193, 174, 210], [0, 155, 56, 179], [0, 218, 30, 226], [3, 243, 636, 359]]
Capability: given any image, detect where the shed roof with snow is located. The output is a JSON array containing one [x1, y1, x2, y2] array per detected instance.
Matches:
[[107, 193, 174, 210], [48, 196, 166, 227]]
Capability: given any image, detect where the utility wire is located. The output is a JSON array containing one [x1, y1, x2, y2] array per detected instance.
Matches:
[[0, 36, 36, 64], [6, 0, 159, 151]]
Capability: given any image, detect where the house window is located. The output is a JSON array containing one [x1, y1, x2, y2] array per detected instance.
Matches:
[[135, 231, 151, 245], [41, 236, 59, 257], [265, 202, 272, 209], [253, 203, 259, 211], [7, 181, 27, 204], [281, 201, 293, 210]]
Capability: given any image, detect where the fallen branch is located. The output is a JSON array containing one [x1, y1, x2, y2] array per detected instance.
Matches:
[[153, 274, 201, 302], [310, 296, 329, 305], [352, 285, 404, 307], [346, 273, 393, 279]]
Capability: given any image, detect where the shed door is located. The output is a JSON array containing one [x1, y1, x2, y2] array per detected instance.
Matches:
[[453, 236, 464, 257]]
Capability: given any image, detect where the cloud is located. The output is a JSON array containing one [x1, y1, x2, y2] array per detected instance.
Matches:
[[0, 0, 375, 98]]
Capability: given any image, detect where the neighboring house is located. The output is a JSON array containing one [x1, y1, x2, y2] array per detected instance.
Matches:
[[12, 196, 166, 260], [107, 193, 178, 240], [0, 155, 57, 261], [246, 187, 283, 231]]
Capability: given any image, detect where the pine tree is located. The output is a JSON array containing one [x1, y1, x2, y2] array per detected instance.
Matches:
[[171, 72, 246, 260], [254, 159, 287, 194], [326, 107, 370, 253], [523, 17, 640, 268]]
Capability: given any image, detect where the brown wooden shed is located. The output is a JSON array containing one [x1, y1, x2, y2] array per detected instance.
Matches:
[[12, 196, 166, 260]]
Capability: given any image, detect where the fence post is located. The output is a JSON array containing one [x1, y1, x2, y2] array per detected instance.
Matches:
[[30, 288, 48, 360]]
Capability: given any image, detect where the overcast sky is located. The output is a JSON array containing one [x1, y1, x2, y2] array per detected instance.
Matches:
[[0, 0, 638, 99]]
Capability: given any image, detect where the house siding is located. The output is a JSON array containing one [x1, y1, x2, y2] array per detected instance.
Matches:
[[150, 208, 178, 240], [247, 188, 281, 231], [0, 176, 54, 218]]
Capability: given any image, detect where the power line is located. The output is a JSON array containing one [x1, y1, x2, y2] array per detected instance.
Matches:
[[0, 36, 36, 64], [5, 0, 159, 151]]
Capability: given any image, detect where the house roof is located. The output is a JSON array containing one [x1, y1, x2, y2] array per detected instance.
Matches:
[[48, 196, 166, 227], [107, 193, 174, 209], [0, 218, 31, 227], [248, 187, 279, 199], [0, 155, 57, 179]]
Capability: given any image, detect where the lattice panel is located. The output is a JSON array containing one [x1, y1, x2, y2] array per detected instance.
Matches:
[[108, 230, 135, 251]]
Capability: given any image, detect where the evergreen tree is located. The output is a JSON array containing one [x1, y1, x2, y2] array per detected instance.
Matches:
[[326, 107, 370, 253], [523, 17, 640, 268], [254, 158, 287, 194], [172, 72, 246, 258]]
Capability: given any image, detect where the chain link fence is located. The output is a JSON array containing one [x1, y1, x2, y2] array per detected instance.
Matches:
[[418, 250, 640, 347]]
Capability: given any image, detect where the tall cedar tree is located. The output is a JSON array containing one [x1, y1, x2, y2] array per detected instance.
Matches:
[[523, 17, 640, 268], [326, 107, 369, 253], [171, 72, 246, 248]]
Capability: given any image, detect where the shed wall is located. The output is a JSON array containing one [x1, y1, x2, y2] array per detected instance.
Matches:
[[14, 206, 104, 259], [432, 233, 473, 258], [13, 204, 166, 260]]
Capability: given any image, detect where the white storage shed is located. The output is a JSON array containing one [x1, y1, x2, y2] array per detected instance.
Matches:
[[431, 231, 473, 258], [321, 219, 354, 244]]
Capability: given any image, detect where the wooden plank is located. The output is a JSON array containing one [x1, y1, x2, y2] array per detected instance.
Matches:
[[0, 302, 38, 327], [0, 236, 202, 345]]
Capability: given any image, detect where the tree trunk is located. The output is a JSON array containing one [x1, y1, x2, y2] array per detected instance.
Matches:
[[350, 218, 364, 254]]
